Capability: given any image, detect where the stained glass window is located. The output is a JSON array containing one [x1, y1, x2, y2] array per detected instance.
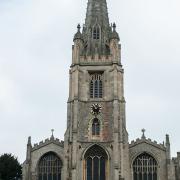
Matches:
[[85, 145, 107, 180], [38, 152, 62, 180], [133, 153, 158, 180]]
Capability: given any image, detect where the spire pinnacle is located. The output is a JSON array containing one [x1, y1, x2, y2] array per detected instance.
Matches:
[[74, 0, 120, 57], [113, 23, 116, 31], [166, 134, 170, 145], [27, 136, 31, 146]]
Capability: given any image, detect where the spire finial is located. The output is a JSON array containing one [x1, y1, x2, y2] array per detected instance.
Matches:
[[77, 24, 81, 32], [51, 129, 54, 139], [141, 128, 146, 139]]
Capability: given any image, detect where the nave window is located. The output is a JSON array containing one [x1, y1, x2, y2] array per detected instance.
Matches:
[[38, 152, 62, 180], [133, 153, 158, 180]]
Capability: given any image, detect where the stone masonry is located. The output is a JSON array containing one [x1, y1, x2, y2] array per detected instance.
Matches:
[[22, 0, 180, 180]]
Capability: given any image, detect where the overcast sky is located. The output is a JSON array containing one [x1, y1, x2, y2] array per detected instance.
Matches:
[[0, 0, 180, 163]]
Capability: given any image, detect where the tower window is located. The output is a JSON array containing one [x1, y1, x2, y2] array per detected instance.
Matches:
[[133, 153, 158, 180], [90, 73, 103, 98], [93, 26, 100, 40], [92, 118, 100, 136], [84, 145, 108, 180]]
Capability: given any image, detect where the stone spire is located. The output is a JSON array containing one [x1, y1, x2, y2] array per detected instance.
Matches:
[[80, 0, 113, 56], [72, 0, 121, 64], [85, 0, 109, 29]]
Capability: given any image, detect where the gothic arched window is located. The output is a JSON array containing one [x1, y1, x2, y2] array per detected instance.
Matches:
[[38, 152, 62, 180], [133, 153, 158, 180], [93, 26, 100, 40], [92, 118, 100, 136], [90, 73, 103, 98], [84, 145, 108, 180]]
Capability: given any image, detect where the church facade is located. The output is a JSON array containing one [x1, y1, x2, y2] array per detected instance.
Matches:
[[22, 0, 180, 180]]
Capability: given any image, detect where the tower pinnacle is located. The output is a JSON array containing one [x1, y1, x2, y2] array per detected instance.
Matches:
[[76, 0, 120, 57]]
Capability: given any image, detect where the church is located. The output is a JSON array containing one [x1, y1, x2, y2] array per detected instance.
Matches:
[[22, 0, 180, 180]]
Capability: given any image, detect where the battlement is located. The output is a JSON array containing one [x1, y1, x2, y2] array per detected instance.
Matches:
[[32, 137, 64, 151], [130, 138, 166, 150], [79, 54, 112, 64]]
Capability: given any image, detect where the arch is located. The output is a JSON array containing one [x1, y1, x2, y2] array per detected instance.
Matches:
[[87, 116, 103, 141], [92, 26, 100, 40], [90, 73, 103, 98], [131, 151, 159, 167], [92, 118, 100, 136], [37, 152, 63, 180], [81, 144, 110, 160], [92, 22, 101, 40], [132, 152, 158, 180], [83, 145, 109, 180]]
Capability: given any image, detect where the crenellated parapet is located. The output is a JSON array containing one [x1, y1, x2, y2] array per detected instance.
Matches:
[[129, 138, 166, 151], [79, 54, 112, 64], [32, 137, 64, 152]]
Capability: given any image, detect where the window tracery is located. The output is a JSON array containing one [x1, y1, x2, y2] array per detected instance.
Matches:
[[84, 145, 108, 180], [133, 153, 158, 180], [93, 26, 100, 40], [90, 73, 103, 98], [38, 152, 62, 180]]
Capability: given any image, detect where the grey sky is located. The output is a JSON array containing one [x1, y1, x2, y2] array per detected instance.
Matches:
[[0, 0, 180, 163]]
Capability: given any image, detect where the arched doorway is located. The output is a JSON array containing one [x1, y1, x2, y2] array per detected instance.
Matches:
[[38, 152, 62, 180], [84, 145, 108, 180], [132, 153, 158, 180]]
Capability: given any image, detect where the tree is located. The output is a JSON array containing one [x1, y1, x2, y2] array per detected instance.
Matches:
[[0, 153, 22, 180]]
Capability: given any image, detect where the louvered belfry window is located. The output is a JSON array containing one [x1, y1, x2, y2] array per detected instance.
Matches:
[[85, 145, 107, 180], [38, 152, 62, 180], [133, 153, 158, 180], [90, 73, 103, 98]]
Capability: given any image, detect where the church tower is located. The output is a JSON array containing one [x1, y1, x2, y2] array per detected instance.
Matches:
[[22, 1, 180, 180], [64, 0, 131, 179]]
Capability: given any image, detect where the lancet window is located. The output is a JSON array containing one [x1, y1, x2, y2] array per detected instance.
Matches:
[[92, 118, 100, 136], [38, 152, 62, 180], [133, 153, 158, 180], [90, 73, 103, 98], [93, 26, 100, 40]]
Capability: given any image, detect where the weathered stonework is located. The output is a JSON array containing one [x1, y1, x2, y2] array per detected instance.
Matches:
[[22, 0, 180, 180]]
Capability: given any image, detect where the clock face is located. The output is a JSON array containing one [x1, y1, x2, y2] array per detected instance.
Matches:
[[91, 104, 102, 115]]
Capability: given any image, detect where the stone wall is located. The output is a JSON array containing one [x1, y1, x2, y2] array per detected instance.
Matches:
[[173, 152, 180, 180], [129, 139, 168, 180]]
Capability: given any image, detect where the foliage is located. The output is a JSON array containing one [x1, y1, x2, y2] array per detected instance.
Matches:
[[0, 153, 22, 180]]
